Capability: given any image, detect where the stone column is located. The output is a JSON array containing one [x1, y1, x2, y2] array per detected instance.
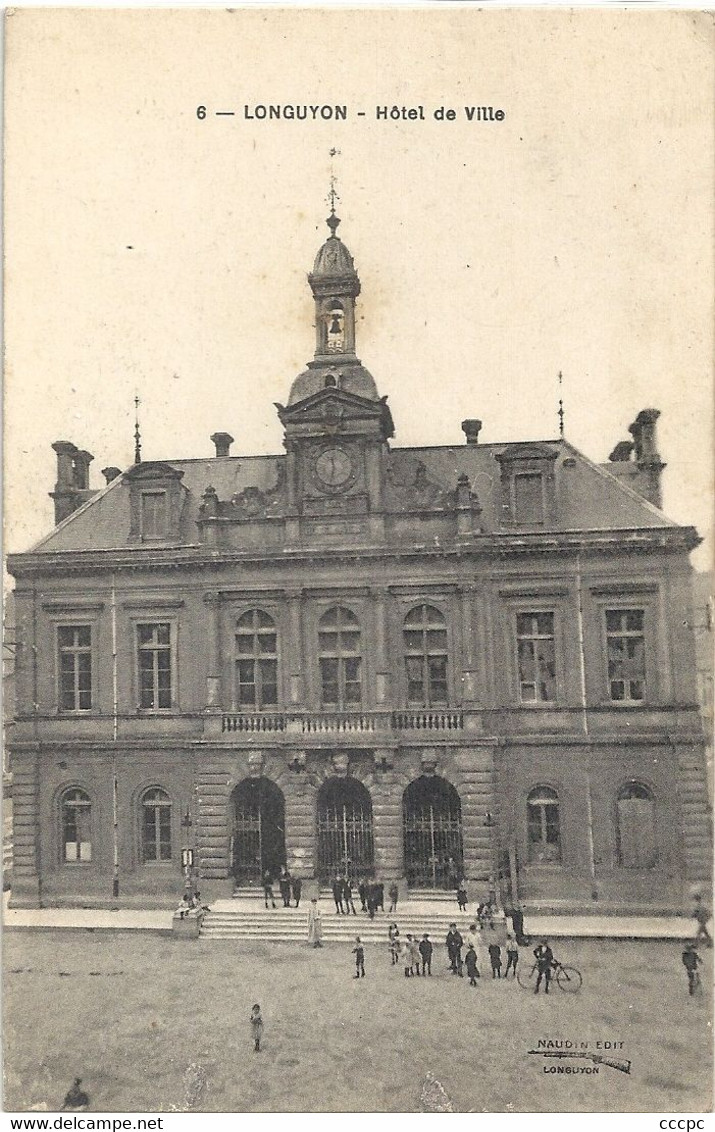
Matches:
[[283, 766, 316, 877], [371, 587, 390, 705], [285, 589, 304, 707]]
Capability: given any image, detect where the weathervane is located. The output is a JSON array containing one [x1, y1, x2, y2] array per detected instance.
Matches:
[[557, 371, 565, 438], [134, 394, 142, 465], [326, 147, 341, 232]]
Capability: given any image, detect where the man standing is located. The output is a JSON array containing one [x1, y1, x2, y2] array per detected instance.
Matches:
[[693, 893, 712, 948], [262, 869, 276, 910], [388, 880, 399, 913], [342, 876, 357, 916], [446, 923, 464, 976], [291, 875, 302, 908], [533, 939, 555, 994], [278, 866, 292, 908], [682, 942, 702, 995], [332, 874, 345, 914], [307, 898, 323, 948]]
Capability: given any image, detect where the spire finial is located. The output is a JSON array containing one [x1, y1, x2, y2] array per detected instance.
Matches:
[[326, 147, 341, 235], [134, 394, 142, 464], [557, 371, 565, 438]]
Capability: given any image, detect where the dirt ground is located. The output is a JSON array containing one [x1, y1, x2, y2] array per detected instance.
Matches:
[[2, 931, 711, 1113]]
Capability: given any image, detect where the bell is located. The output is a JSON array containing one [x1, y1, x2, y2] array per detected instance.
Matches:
[[328, 317, 341, 335]]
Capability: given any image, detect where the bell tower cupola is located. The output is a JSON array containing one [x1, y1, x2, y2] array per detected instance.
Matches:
[[308, 209, 361, 360]]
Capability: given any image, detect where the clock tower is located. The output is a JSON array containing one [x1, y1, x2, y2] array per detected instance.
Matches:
[[276, 209, 394, 542]]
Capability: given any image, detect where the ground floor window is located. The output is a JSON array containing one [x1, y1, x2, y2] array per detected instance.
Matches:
[[616, 782, 657, 868], [527, 785, 561, 864], [141, 787, 172, 863], [61, 787, 92, 863]]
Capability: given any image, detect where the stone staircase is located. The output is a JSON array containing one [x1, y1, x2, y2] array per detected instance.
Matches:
[[200, 897, 472, 943]]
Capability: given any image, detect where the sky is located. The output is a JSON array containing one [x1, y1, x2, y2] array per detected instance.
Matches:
[[4, 8, 713, 570]]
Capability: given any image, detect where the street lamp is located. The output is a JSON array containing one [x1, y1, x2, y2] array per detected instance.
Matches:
[[181, 808, 194, 894], [485, 811, 497, 906]]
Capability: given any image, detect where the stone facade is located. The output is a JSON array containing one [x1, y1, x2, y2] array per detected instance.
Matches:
[[6, 212, 711, 911]]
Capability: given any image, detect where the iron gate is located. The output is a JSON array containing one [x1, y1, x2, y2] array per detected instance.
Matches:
[[317, 778, 374, 881], [231, 777, 285, 885], [403, 776, 463, 888]]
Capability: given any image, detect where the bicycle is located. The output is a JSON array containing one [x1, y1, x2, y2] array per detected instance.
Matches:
[[517, 959, 582, 993]]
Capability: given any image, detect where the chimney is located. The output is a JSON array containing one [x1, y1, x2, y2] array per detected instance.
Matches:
[[101, 466, 122, 484], [73, 449, 94, 490], [461, 419, 482, 446], [210, 432, 234, 457], [627, 408, 666, 509], [50, 441, 79, 525]]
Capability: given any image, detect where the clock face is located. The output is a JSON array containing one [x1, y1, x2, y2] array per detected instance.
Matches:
[[315, 447, 352, 487]]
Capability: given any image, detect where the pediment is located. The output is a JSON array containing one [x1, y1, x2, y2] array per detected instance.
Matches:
[[494, 442, 557, 464], [124, 461, 186, 483], [277, 387, 382, 424]]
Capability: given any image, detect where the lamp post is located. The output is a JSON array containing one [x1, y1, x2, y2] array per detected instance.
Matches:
[[485, 811, 497, 906], [181, 808, 194, 895]]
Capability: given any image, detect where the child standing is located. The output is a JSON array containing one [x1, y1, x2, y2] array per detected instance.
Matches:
[[389, 923, 400, 965], [419, 933, 433, 976], [488, 941, 502, 979], [250, 1004, 264, 1052], [353, 936, 366, 978], [456, 877, 468, 911], [504, 933, 519, 979], [465, 944, 480, 986]]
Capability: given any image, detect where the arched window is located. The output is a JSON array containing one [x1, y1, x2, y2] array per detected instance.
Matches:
[[61, 787, 92, 863], [403, 604, 448, 707], [141, 787, 172, 863], [318, 607, 362, 708], [235, 610, 278, 709], [527, 786, 561, 864], [616, 782, 657, 868]]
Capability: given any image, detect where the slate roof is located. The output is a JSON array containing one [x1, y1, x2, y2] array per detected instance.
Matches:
[[23, 437, 680, 557]]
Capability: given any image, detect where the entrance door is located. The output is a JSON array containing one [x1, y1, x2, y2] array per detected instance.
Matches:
[[231, 777, 286, 885], [317, 777, 374, 881], [403, 775, 463, 888]]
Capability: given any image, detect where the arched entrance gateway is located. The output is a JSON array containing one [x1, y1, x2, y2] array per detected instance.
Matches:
[[230, 777, 286, 885], [317, 778, 374, 882], [403, 776, 463, 889]]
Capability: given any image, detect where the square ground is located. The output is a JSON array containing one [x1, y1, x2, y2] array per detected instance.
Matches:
[[3, 930, 711, 1113]]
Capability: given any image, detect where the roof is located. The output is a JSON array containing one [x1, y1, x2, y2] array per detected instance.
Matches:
[[18, 437, 685, 559]]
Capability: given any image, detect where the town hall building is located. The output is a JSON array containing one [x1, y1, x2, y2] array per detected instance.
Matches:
[[6, 209, 711, 912]]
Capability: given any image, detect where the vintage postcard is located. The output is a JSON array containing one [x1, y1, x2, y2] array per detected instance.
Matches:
[[3, 7, 713, 1119]]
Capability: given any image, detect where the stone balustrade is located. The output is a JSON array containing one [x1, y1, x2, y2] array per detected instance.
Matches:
[[221, 709, 464, 734]]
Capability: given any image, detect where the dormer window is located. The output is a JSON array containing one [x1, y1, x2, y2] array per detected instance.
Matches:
[[125, 462, 186, 543], [495, 443, 558, 527], [514, 472, 544, 525], [141, 491, 168, 540]]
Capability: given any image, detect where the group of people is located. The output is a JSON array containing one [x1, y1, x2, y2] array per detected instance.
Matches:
[[262, 867, 302, 909], [385, 919, 535, 986], [331, 875, 400, 917]]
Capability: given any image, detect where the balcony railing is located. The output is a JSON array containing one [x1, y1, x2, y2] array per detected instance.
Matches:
[[221, 709, 464, 734]]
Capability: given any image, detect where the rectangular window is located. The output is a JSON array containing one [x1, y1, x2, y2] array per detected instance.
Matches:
[[606, 609, 645, 702], [137, 622, 172, 709], [58, 625, 93, 712], [514, 473, 544, 525], [140, 492, 168, 540], [516, 612, 556, 703]]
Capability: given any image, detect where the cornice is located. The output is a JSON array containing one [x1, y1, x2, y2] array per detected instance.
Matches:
[[6, 525, 701, 580]]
